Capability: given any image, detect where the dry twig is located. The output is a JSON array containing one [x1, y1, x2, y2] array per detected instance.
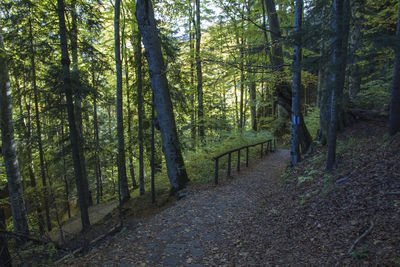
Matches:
[[347, 219, 375, 255]]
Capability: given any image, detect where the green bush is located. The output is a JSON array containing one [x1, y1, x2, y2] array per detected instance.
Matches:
[[352, 79, 390, 110]]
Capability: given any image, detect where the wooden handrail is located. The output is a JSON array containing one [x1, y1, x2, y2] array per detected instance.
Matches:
[[212, 139, 275, 185]]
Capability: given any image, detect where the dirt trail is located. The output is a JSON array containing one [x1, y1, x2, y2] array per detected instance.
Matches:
[[62, 150, 290, 266]]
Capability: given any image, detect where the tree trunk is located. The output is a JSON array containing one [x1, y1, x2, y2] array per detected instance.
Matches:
[[239, 42, 245, 129], [57, 0, 90, 231], [70, 0, 92, 208], [136, 0, 189, 194], [114, 0, 130, 202], [195, 0, 204, 137], [390, 0, 400, 136], [0, 31, 29, 235], [349, 19, 361, 99], [327, 0, 344, 170], [135, 31, 145, 196], [337, 0, 350, 131], [249, 80, 257, 131], [125, 46, 138, 190], [290, 0, 303, 165], [151, 93, 156, 204], [234, 77, 240, 129], [189, 0, 196, 146], [261, 0, 273, 62], [59, 105, 71, 218], [265, 0, 284, 68], [92, 69, 103, 204]]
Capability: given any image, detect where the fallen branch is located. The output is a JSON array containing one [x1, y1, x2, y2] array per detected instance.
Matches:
[[347, 219, 375, 255], [336, 165, 369, 184], [336, 173, 355, 184]]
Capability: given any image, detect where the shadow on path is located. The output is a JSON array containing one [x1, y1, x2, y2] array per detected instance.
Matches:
[[63, 149, 290, 266]]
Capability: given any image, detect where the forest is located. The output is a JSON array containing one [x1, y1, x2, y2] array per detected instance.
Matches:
[[0, 0, 400, 265]]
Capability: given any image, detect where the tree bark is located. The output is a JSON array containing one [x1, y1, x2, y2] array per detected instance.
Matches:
[[249, 80, 257, 131], [0, 31, 29, 235], [261, 0, 273, 62], [390, 0, 400, 135], [290, 0, 303, 165], [92, 69, 103, 204], [265, 0, 311, 152], [125, 43, 138, 190], [136, 0, 189, 194], [70, 0, 92, 207], [59, 105, 71, 218], [265, 0, 284, 68], [57, 0, 90, 231], [151, 93, 156, 204], [114, 0, 130, 202], [327, 0, 344, 170], [189, 0, 196, 146], [135, 31, 145, 196], [349, 19, 361, 99], [195, 0, 204, 137]]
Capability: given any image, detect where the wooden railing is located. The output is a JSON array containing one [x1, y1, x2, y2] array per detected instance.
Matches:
[[212, 139, 276, 185]]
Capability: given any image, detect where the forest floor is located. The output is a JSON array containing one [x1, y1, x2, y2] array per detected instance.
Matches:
[[57, 120, 400, 266]]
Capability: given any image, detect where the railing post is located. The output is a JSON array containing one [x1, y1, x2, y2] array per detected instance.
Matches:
[[227, 152, 231, 177], [260, 143, 263, 158], [246, 147, 249, 167], [214, 158, 219, 185], [237, 149, 241, 172]]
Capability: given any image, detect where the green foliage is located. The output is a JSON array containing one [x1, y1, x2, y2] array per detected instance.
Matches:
[[185, 130, 273, 183], [336, 137, 358, 155], [350, 246, 369, 259], [351, 80, 391, 110], [297, 176, 314, 185], [20, 242, 57, 265], [321, 173, 337, 196], [304, 107, 320, 139]]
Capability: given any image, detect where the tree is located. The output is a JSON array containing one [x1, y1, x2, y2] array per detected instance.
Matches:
[[57, 0, 90, 231], [70, 0, 92, 208], [195, 0, 204, 137], [390, 0, 400, 135], [135, 30, 146, 196], [0, 31, 29, 235], [114, 0, 130, 202], [265, 0, 312, 153], [327, 0, 344, 170], [136, 0, 189, 194], [291, 0, 303, 165]]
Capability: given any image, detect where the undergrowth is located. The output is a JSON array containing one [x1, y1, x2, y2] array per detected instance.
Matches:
[[184, 130, 273, 183]]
